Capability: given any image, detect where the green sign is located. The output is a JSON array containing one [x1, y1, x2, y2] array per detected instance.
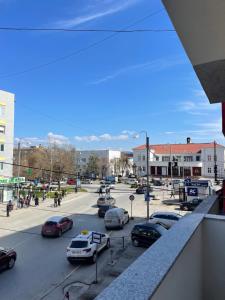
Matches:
[[26, 168, 32, 175], [0, 177, 26, 184]]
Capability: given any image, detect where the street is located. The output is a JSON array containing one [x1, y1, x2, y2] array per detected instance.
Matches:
[[0, 183, 183, 300]]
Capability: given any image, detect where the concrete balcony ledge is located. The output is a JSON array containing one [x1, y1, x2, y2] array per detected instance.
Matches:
[[194, 194, 220, 215], [96, 213, 204, 300]]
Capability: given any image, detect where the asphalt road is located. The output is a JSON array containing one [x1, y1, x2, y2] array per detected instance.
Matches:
[[0, 184, 139, 300], [0, 183, 181, 300]]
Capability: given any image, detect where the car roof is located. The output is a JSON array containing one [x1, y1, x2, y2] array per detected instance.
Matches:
[[46, 216, 63, 222], [151, 211, 181, 217], [134, 222, 167, 233], [71, 230, 105, 241]]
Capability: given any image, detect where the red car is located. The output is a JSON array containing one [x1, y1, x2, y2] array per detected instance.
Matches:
[[0, 247, 17, 271], [67, 178, 76, 185], [41, 216, 73, 237]]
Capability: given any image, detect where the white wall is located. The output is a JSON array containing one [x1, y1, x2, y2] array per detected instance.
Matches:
[[0, 90, 14, 178]]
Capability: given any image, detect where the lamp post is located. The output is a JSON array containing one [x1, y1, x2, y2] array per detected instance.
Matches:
[[134, 131, 150, 220]]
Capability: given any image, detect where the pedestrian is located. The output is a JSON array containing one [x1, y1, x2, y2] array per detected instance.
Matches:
[[64, 291, 70, 300], [6, 202, 10, 217], [54, 196, 58, 207], [20, 196, 24, 208], [170, 189, 175, 199], [42, 190, 46, 202], [57, 196, 61, 206], [62, 189, 65, 198], [99, 187, 102, 196], [34, 195, 39, 206]]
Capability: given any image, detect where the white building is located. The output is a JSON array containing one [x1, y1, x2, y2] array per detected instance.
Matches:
[[133, 139, 225, 178], [76, 150, 121, 177], [0, 90, 14, 178]]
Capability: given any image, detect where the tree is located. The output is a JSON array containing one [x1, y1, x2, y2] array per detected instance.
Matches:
[[85, 155, 99, 177]]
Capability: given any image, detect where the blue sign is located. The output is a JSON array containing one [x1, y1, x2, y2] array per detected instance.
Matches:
[[187, 187, 198, 196], [188, 180, 209, 187]]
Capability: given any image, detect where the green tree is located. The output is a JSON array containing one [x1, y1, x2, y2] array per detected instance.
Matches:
[[86, 155, 100, 177]]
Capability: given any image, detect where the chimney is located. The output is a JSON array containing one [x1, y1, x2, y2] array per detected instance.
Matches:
[[187, 137, 191, 144]]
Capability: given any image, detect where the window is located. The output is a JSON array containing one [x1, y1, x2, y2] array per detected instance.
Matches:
[[184, 156, 193, 162], [176, 156, 181, 162], [208, 155, 211, 161], [0, 162, 3, 170], [0, 144, 4, 151], [0, 125, 5, 134], [155, 156, 159, 161], [0, 106, 6, 117], [162, 156, 170, 162], [70, 241, 88, 248], [208, 167, 212, 173], [142, 156, 145, 161], [142, 166, 146, 172], [196, 156, 200, 161]]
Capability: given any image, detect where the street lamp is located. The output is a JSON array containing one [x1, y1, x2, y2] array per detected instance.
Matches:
[[134, 131, 150, 220]]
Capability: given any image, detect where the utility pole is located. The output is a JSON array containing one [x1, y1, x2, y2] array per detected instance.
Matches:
[[214, 140, 218, 182], [17, 142, 21, 177], [146, 136, 150, 220]]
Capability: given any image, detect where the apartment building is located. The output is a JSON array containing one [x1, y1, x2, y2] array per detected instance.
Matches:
[[76, 150, 121, 177], [0, 90, 14, 178], [133, 139, 225, 178]]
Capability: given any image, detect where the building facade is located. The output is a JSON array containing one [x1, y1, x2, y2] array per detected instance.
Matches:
[[133, 140, 225, 178], [76, 150, 121, 177], [0, 90, 14, 178]]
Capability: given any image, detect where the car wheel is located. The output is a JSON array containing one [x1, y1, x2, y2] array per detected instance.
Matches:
[[127, 216, 130, 223], [132, 239, 139, 247], [41, 233, 46, 238], [91, 252, 97, 263], [120, 222, 124, 229], [58, 230, 62, 237], [106, 239, 110, 249], [8, 258, 15, 269], [69, 222, 73, 230]]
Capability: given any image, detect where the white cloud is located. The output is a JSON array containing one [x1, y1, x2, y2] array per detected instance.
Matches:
[[48, 132, 69, 145], [74, 132, 130, 142], [90, 57, 185, 85], [177, 89, 220, 115], [14, 137, 46, 147], [56, 0, 139, 28]]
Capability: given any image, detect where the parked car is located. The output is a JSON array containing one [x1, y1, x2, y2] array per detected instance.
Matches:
[[41, 216, 73, 237], [104, 208, 129, 229], [126, 178, 138, 185], [67, 178, 76, 185], [180, 198, 203, 211], [81, 179, 92, 184], [150, 212, 182, 228], [0, 247, 17, 271], [66, 230, 110, 264], [98, 205, 117, 218], [136, 185, 153, 194], [97, 195, 115, 207], [131, 223, 167, 247], [152, 179, 164, 186]]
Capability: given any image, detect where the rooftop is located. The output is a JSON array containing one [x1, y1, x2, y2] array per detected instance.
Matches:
[[133, 142, 224, 154]]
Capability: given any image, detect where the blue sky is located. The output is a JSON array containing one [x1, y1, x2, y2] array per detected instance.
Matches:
[[0, 0, 222, 150]]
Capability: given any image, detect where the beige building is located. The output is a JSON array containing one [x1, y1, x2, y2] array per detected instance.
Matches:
[[0, 90, 14, 178]]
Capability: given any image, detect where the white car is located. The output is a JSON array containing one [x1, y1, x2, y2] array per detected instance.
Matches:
[[66, 230, 110, 264]]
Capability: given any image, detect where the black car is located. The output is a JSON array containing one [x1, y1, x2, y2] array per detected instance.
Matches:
[[180, 198, 203, 211], [136, 185, 153, 194], [0, 247, 17, 271], [131, 223, 167, 247], [98, 205, 117, 218]]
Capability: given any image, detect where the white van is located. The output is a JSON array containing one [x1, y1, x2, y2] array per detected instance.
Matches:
[[104, 208, 129, 229]]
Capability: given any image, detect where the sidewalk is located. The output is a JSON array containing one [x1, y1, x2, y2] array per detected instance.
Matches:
[[0, 191, 82, 217]]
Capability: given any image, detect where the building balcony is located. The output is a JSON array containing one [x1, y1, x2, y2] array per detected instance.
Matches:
[[96, 193, 225, 300]]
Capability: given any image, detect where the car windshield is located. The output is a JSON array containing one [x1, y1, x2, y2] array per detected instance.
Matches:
[[70, 241, 88, 248], [45, 221, 57, 226]]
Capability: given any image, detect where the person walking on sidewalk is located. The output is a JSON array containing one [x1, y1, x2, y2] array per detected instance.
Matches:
[[57, 195, 61, 206], [170, 189, 175, 199], [6, 202, 10, 217]]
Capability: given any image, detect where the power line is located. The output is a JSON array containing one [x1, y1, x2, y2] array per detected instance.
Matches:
[[0, 9, 163, 79], [0, 27, 174, 33]]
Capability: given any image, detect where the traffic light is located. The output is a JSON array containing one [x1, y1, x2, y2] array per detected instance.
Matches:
[[168, 162, 172, 169], [214, 165, 218, 173]]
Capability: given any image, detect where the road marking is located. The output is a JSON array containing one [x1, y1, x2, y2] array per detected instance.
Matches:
[[38, 265, 81, 300]]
